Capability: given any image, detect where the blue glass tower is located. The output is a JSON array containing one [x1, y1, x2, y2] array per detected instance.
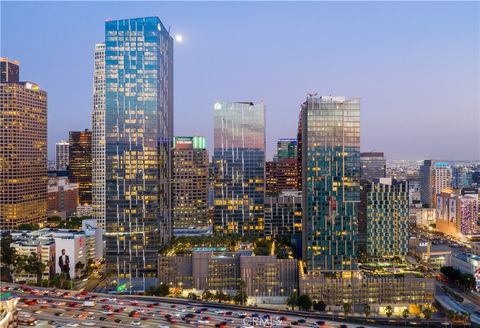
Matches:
[[301, 96, 360, 272], [213, 101, 266, 236], [104, 17, 173, 292]]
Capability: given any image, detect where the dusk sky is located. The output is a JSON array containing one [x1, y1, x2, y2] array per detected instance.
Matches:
[[1, 1, 479, 161]]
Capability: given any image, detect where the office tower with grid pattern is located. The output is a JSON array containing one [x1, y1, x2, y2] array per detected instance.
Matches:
[[363, 178, 409, 258], [172, 136, 209, 232], [92, 42, 106, 228], [213, 101, 265, 236], [301, 96, 360, 272], [55, 140, 69, 171], [420, 160, 452, 207], [105, 17, 173, 291], [0, 58, 47, 229], [68, 130, 92, 205]]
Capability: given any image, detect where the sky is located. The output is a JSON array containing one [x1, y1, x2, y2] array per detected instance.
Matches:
[[1, 1, 479, 161]]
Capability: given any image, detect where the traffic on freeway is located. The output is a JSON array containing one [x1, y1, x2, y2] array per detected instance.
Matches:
[[2, 283, 375, 328]]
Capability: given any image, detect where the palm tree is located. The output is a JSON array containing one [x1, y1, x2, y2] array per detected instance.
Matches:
[[343, 302, 351, 319], [363, 304, 371, 320], [286, 293, 297, 310], [402, 308, 409, 327], [385, 305, 394, 318]]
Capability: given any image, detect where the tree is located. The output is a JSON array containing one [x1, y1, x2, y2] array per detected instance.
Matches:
[[49, 273, 70, 289], [422, 306, 433, 327], [146, 283, 170, 297], [385, 305, 394, 318], [297, 294, 312, 311], [85, 258, 95, 276], [17, 223, 40, 231], [0, 232, 16, 267], [313, 300, 327, 312], [233, 290, 247, 305], [446, 310, 456, 322], [202, 289, 214, 301], [342, 302, 351, 318], [459, 273, 476, 290], [286, 292, 298, 310], [402, 308, 409, 326], [24, 252, 46, 286], [363, 304, 371, 318], [215, 290, 229, 303], [187, 292, 198, 300]]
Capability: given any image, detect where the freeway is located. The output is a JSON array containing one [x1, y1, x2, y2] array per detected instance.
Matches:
[[3, 283, 377, 328]]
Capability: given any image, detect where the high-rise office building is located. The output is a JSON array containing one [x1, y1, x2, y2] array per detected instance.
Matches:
[[0, 58, 47, 229], [92, 42, 106, 228], [105, 17, 173, 291], [301, 96, 360, 272], [172, 136, 209, 232], [55, 140, 69, 171], [276, 138, 297, 161], [297, 111, 303, 191], [452, 165, 472, 189], [420, 160, 452, 207], [266, 159, 299, 195], [68, 130, 92, 205], [213, 101, 265, 236], [360, 152, 386, 180], [436, 188, 478, 237], [264, 190, 302, 237], [0, 58, 19, 83], [362, 178, 409, 258]]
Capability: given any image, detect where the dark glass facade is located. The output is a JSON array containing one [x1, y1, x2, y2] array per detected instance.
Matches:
[[68, 130, 92, 205], [104, 17, 173, 291], [213, 101, 265, 236], [276, 138, 297, 161], [301, 96, 360, 272], [0, 58, 19, 83], [360, 152, 386, 180]]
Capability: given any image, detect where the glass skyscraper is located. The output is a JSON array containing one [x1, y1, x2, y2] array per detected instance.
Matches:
[[276, 138, 297, 161], [213, 101, 265, 236], [92, 42, 106, 228], [104, 17, 173, 292], [301, 96, 360, 272]]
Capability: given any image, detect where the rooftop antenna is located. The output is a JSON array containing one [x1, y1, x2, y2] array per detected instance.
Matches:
[[307, 92, 318, 98]]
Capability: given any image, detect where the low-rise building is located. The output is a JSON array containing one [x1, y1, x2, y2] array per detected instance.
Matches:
[[408, 238, 451, 268], [299, 270, 435, 313], [10, 220, 103, 280], [450, 252, 480, 291], [409, 206, 435, 228], [10, 238, 55, 283], [158, 249, 298, 304]]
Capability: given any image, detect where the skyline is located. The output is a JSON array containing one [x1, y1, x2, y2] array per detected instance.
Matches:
[[1, 1, 479, 161]]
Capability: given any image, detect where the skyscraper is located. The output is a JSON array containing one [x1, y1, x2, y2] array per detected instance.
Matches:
[[301, 96, 360, 272], [55, 140, 69, 171], [420, 160, 452, 207], [92, 42, 106, 228], [360, 152, 386, 180], [0, 58, 19, 83], [172, 136, 209, 232], [213, 101, 265, 236], [0, 58, 47, 229], [363, 178, 409, 258], [105, 17, 173, 291], [68, 130, 92, 205], [276, 138, 297, 161], [266, 159, 300, 195]]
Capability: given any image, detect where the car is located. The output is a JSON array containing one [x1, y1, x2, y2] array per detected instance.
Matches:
[[114, 319, 123, 324], [131, 321, 142, 326], [291, 321, 298, 326], [215, 310, 225, 315], [33, 310, 42, 314], [158, 325, 170, 328], [170, 313, 181, 317], [339, 325, 348, 328], [168, 319, 177, 324], [225, 319, 235, 323], [297, 319, 306, 324], [40, 306, 49, 309], [199, 319, 210, 324], [236, 312, 247, 318], [201, 308, 208, 312], [315, 321, 325, 326], [99, 317, 106, 321], [87, 316, 95, 320], [55, 312, 65, 317], [140, 317, 148, 321], [82, 323, 96, 327], [48, 320, 58, 325], [130, 311, 140, 317], [67, 324, 79, 327]]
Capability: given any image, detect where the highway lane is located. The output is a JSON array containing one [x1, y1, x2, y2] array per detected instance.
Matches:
[[6, 283, 377, 328]]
